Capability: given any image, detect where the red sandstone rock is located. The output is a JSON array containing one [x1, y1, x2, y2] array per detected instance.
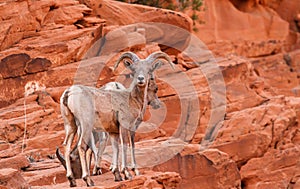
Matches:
[[0, 154, 30, 170], [240, 147, 300, 189], [154, 148, 241, 189], [0, 168, 29, 189], [287, 49, 300, 86], [84, 0, 192, 31], [0, 53, 31, 79], [213, 96, 300, 166], [0, 0, 300, 188], [0, 90, 62, 148], [26, 169, 180, 188], [251, 53, 298, 96], [150, 171, 181, 189], [194, 0, 289, 57], [25, 58, 52, 74], [25, 131, 65, 157], [271, 0, 300, 32], [43, 4, 91, 25], [23, 166, 67, 186]]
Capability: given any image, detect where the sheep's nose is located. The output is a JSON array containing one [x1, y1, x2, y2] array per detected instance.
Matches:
[[137, 75, 145, 82]]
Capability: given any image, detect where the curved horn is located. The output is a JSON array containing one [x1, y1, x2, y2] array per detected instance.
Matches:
[[56, 147, 67, 170], [146, 52, 175, 70], [113, 52, 140, 70]]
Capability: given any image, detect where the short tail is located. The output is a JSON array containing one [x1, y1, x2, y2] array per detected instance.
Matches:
[[60, 88, 74, 146], [62, 89, 70, 107]]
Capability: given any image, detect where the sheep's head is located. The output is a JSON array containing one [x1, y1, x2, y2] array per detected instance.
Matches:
[[147, 76, 160, 109], [56, 147, 82, 179], [114, 51, 174, 87], [114, 51, 174, 109]]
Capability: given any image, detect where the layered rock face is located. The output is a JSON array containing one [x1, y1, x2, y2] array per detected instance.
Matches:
[[0, 0, 299, 188]]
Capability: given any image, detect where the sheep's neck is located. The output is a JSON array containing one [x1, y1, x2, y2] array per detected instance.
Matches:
[[129, 85, 146, 111]]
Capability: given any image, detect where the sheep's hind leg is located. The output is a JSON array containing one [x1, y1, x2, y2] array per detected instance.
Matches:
[[93, 132, 109, 175], [77, 129, 94, 187], [63, 126, 77, 187], [110, 134, 122, 181]]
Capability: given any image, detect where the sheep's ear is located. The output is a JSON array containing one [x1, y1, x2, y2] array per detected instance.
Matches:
[[125, 73, 134, 78], [151, 60, 162, 72]]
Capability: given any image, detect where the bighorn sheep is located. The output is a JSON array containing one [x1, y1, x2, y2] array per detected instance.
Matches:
[[58, 82, 124, 186], [60, 52, 173, 187], [56, 82, 122, 181]]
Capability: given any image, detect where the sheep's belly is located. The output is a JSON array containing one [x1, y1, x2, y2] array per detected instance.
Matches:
[[94, 111, 119, 133]]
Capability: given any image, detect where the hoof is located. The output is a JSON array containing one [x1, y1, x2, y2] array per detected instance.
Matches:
[[92, 166, 102, 176], [114, 177, 123, 182], [109, 164, 113, 171], [132, 168, 140, 176], [83, 176, 94, 187], [124, 174, 132, 180], [122, 168, 132, 180], [67, 176, 76, 187], [113, 170, 123, 182]]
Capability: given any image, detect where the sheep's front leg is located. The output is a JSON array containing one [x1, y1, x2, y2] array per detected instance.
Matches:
[[120, 127, 132, 180], [129, 130, 139, 176], [86, 148, 93, 173], [110, 134, 122, 181]]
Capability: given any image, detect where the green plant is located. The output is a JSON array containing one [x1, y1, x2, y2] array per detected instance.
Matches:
[[165, 2, 176, 10], [117, 0, 204, 11], [178, 0, 190, 11], [192, 0, 203, 11], [191, 12, 198, 21], [130, 0, 162, 8]]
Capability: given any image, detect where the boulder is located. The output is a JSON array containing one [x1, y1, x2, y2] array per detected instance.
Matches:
[[0, 154, 30, 170], [154, 147, 241, 189], [23, 166, 67, 186], [0, 168, 29, 189], [241, 147, 300, 189], [84, 0, 192, 31], [213, 96, 300, 166], [195, 0, 289, 57], [25, 58, 52, 74], [0, 53, 30, 79]]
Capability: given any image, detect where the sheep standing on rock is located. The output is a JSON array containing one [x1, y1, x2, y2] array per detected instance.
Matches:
[[60, 52, 174, 187], [57, 82, 124, 181]]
